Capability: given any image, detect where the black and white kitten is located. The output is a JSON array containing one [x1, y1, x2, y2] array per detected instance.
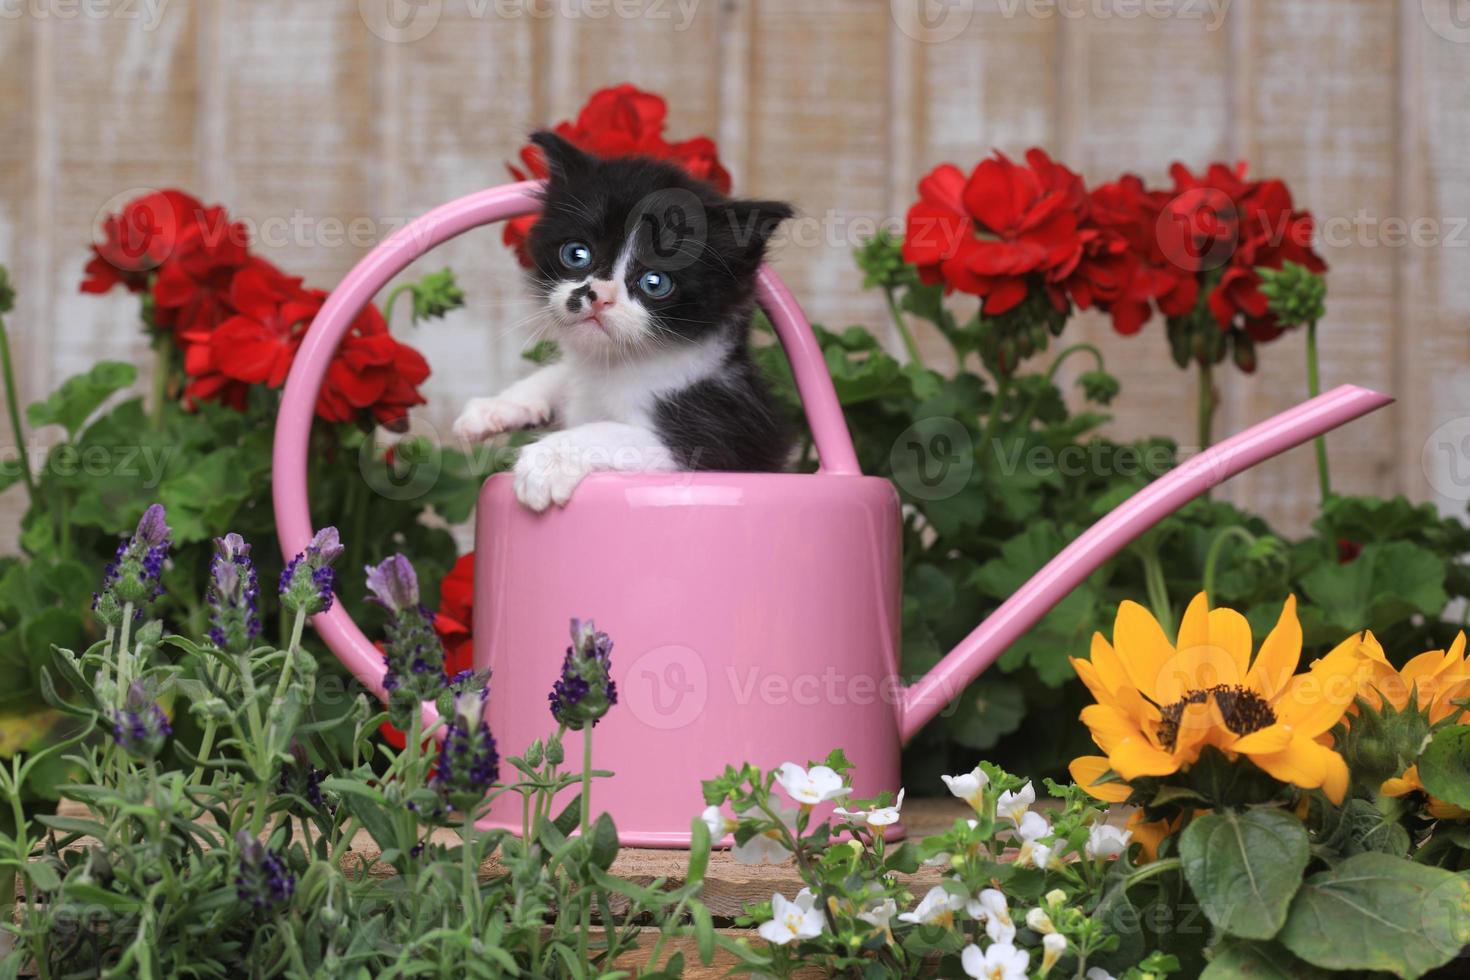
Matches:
[[453, 131, 795, 511]]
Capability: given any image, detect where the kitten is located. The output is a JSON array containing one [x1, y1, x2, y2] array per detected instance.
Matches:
[[453, 131, 795, 511]]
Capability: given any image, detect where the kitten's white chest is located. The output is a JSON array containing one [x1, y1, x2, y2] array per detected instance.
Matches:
[[560, 339, 731, 430]]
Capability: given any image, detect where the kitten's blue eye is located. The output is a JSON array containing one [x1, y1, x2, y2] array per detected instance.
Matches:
[[637, 269, 674, 299], [559, 242, 592, 269]]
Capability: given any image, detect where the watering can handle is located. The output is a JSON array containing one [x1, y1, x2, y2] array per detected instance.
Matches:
[[897, 382, 1395, 743], [272, 181, 860, 705]]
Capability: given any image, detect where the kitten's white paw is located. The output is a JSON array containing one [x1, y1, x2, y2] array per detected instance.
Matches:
[[452, 396, 551, 442], [513, 437, 591, 512]]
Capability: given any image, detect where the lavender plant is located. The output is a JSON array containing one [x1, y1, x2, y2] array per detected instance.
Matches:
[[0, 508, 714, 978]]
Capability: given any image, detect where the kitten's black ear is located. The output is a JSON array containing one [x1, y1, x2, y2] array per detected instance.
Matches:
[[719, 198, 795, 260], [530, 131, 594, 184]]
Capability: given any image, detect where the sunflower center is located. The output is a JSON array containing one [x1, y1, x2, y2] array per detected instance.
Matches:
[[1156, 685, 1276, 750]]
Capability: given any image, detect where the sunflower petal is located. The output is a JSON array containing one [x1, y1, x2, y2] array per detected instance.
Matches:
[[1069, 755, 1132, 803], [1274, 651, 1361, 737], [1114, 600, 1175, 703], [1175, 592, 1211, 660], [1246, 595, 1301, 699], [1209, 606, 1254, 684], [1079, 704, 1180, 779], [1231, 723, 1293, 755], [1249, 734, 1328, 793]]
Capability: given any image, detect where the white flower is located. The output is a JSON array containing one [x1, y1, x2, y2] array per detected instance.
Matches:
[[758, 889, 824, 945], [1040, 932, 1067, 974], [1026, 907, 1055, 934], [941, 766, 989, 810], [730, 803, 797, 865], [1015, 810, 1052, 869], [857, 897, 898, 933], [700, 805, 733, 840], [1086, 969, 1118, 980], [922, 850, 952, 867], [965, 887, 1016, 944], [1044, 888, 1067, 907], [996, 781, 1035, 827], [1085, 823, 1132, 861], [835, 788, 905, 827], [961, 941, 1031, 980], [897, 885, 964, 927], [775, 762, 848, 805]]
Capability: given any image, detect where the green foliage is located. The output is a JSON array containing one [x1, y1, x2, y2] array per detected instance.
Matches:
[[756, 237, 1470, 783], [1179, 809, 1309, 939], [0, 266, 499, 828], [0, 531, 712, 977]]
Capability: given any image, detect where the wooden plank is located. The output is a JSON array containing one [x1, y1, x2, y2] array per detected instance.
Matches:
[[215, 2, 376, 291], [745, 0, 892, 335], [0, 16, 37, 547], [44, 9, 199, 391], [1398, 0, 1470, 513], [904, 0, 1063, 366], [1054, 0, 1234, 492], [372, 7, 541, 440], [1221, 0, 1400, 531]]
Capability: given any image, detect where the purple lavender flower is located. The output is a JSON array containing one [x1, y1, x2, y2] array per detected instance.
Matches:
[[548, 618, 617, 731], [429, 691, 500, 814], [93, 504, 172, 626], [110, 680, 171, 760], [364, 553, 418, 613], [235, 831, 295, 911], [206, 532, 261, 652], [369, 554, 447, 729], [278, 743, 329, 813], [436, 668, 491, 723], [279, 527, 343, 615]]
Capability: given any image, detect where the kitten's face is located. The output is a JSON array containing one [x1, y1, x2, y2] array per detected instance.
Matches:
[[525, 132, 791, 358]]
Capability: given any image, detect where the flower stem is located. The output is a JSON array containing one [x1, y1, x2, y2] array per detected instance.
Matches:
[[1305, 319, 1331, 503], [979, 373, 1011, 465], [382, 283, 412, 329], [0, 305, 34, 506], [148, 340, 170, 431], [272, 607, 308, 706], [578, 725, 594, 964], [883, 286, 924, 364], [1139, 547, 1174, 637], [1197, 360, 1215, 453], [1015, 342, 1106, 431], [1202, 526, 1257, 602]]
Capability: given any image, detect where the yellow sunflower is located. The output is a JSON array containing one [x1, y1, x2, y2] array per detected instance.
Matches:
[[1068, 593, 1364, 805], [1348, 631, 1470, 724], [1381, 765, 1470, 820]]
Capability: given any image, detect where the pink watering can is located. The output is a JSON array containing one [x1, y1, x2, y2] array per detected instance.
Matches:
[[273, 181, 1391, 846]]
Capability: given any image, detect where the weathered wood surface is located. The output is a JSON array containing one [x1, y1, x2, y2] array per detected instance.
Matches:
[[1, 0, 1466, 547]]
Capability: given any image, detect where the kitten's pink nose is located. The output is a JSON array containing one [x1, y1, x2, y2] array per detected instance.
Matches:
[[590, 281, 617, 312]]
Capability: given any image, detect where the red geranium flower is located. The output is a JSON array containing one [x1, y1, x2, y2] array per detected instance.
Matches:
[[503, 84, 732, 264], [81, 189, 209, 295], [150, 207, 251, 338], [904, 151, 1085, 316]]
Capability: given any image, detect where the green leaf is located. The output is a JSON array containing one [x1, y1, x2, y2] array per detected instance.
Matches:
[[1278, 852, 1470, 978], [692, 901, 715, 965], [687, 816, 710, 882], [1418, 724, 1470, 809], [26, 361, 137, 437], [588, 812, 619, 871], [1299, 540, 1449, 638], [552, 793, 583, 837], [1179, 808, 1309, 939], [23, 858, 60, 891], [1201, 939, 1331, 979]]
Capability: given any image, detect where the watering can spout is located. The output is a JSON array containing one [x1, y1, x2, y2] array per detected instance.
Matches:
[[896, 383, 1394, 745]]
